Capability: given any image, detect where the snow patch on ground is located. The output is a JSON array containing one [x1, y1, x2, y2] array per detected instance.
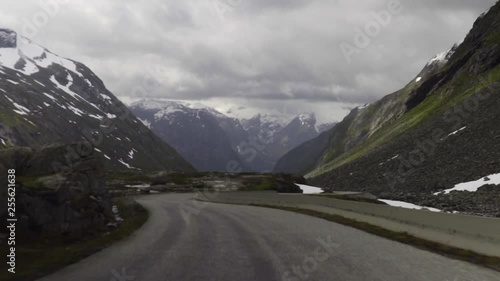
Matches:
[[34, 80, 45, 87], [379, 199, 441, 212], [88, 113, 104, 120], [100, 93, 111, 100], [118, 159, 137, 170], [357, 103, 370, 110], [139, 118, 151, 129], [128, 149, 137, 159], [296, 184, 323, 194], [68, 105, 84, 116], [42, 92, 57, 101], [448, 126, 466, 136], [415, 77, 422, 82], [434, 172, 500, 195], [4, 95, 30, 115], [0, 36, 84, 77]]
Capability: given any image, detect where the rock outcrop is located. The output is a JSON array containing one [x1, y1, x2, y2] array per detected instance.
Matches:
[[0, 28, 16, 48], [0, 143, 113, 238]]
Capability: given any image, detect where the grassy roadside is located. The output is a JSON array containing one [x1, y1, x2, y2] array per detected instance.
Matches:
[[0, 197, 148, 281], [247, 204, 500, 272]]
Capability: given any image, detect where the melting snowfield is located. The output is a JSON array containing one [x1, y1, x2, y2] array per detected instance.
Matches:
[[296, 184, 323, 194], [378, 199, 441, 212], [434, 172, 500, 195]]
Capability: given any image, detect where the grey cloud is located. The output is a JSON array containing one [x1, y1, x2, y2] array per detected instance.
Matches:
[[0, 0, 496, 122]]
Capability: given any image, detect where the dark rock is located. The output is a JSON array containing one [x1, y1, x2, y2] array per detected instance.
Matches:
[[275, 180, 303, 193], [0, 28, 16, 48], [0, 144, 113, 239]]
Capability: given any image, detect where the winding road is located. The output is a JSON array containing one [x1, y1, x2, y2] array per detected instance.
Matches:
[[39, 193, 499, 281]]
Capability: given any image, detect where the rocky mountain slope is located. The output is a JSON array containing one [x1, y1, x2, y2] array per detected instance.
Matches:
[[0, 29, 194, 172], [130, 99, 250, 172], [130, 99, 328, 172], [275, 2, 500, 216]]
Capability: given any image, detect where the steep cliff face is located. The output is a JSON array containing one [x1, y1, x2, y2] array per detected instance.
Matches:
[[0, 29, 194, 172], [275, 2, 500, 216]]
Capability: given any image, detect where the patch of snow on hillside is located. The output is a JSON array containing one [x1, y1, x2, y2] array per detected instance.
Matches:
[[0, 36, 84, 76], [88, 113, 104, 120], [296, 184, 323, 194], [100, 93, 111, 100], [49, 74, 100, 113], [34, 80, 45, 87], [128, 149, 136, 159], [68, 105, 84, 116], [434, 172, 500, 195], [42, 92, 57, 101], [7, 79, 18, 85], [415, 77, 422, 82], [379, 199, 441, 212], [19, 37, 81, 76], [118, 158, 137, 170], [357, 103, 370, 110], [427, 50, 449, 66], [49, 74, 79, 100], [0, 138, 6, 146], [138, 118, 151, 128], [5, 96, 30, 115], [18, 58, 39, 75], [448, 126, 466, 136], [0, 47, 21, 70]]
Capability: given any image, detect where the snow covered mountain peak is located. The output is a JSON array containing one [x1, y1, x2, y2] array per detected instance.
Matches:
[[251, 113, 295, 128], [0, 32, 193, 172], [0, 28, 81, 77], [298, 113, 316, 124], [425, 43, 459, 67], [131, 99, 229, 121], [130, 99, 183, 111]]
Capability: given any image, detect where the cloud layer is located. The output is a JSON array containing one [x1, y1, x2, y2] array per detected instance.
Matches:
[[0, 0, 496, 123]]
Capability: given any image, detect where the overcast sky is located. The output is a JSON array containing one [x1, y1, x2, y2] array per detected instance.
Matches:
[[0, 0, 496, 123]]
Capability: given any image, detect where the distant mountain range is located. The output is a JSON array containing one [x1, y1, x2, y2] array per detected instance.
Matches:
[[0, 28, 194, 172], [274, 2, 500, 217], [130, 99, 335, 172]]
